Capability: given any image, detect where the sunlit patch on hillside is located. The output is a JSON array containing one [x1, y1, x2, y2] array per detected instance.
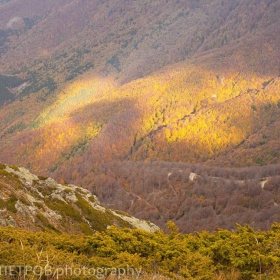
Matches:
[[0, 59, 279, 176], [35, 75, 116, 127]]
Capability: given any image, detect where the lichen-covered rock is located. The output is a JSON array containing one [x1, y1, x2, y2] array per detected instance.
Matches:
[[0, 163, 159, 234]]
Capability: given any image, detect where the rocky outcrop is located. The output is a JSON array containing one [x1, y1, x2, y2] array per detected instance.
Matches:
[[0, 163, 159, 233]]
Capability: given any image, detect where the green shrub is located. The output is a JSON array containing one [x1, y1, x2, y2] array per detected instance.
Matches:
[[0, 163, 6, 169], [79, 222, 94, 235], [38, 175, 48, 181], [0, 195, 17, 213], [46, 198, 82, 222]]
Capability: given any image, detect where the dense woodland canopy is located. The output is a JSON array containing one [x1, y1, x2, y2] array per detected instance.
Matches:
[[87, 161, 280, 232]]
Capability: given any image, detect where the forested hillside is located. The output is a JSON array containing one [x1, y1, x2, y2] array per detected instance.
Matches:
[[89, 161, 280, 232]]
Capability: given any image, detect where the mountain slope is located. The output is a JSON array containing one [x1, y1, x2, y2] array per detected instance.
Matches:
[[0, 0, 280, 233], [89, 161, 280, 232], [0, 163, 159, 233], [0, 1, 279, 172], [0, 0, 279, 85]]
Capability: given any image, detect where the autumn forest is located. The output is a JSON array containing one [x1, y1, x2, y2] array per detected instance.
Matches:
[[0, 0, 280, 279]]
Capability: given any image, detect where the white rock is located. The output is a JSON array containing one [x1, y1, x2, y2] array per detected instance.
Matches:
[[189, 172, 197, 181]]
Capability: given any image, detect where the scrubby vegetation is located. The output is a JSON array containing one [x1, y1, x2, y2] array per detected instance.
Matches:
[[0, 223, 280, 279]]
